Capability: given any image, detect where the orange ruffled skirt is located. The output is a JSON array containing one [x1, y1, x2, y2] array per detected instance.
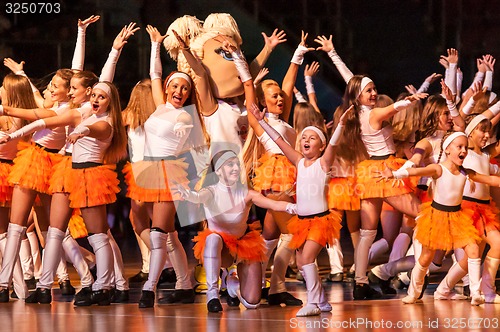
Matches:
[[49, 155, 72, 194], [253, 153, 296, 193], [123, 159, 189, 202], [8, 141, 63, 194], [415, 201, 481, 251], [355, 156, 415, 199], [461, 199, 500, 237], [68, 208, 88, 239], [193, 225, 266, 264], [0, 161, 13, 207], [288, 211, 342, 249], [327, 176, 361, 211], [67, 164, 120, 208]]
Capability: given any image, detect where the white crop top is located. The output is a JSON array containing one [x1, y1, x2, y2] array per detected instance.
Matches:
[[257, 113, 296, 155], [359, 105, 396, 157], [463, 150, 491, 200], [64, 102, 90, 154], [127, 126, 146, 163], [204, 182, 249, 238], [143, 103, 190, 158], [432, 164, 466, 206], [296, 158, 328, 215], [71, 112, 112, 163], [33, 102, 69, 150]]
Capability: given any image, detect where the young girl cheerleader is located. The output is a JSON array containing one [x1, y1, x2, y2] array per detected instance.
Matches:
[[378, 131, 500, 305], [434, 115, 500, 304], [175, 149, 296, 312]]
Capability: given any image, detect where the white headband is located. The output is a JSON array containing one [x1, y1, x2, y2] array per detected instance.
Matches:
[[489, 92, 497, 104], [301, 126, 326, 143], [166, 72, 192, 88], [214, 150, 238, 171], [465, 115, 489, 136], [358, 77, 373, 97], [93, 82, 111, 97], [442, 132, 467, 151]]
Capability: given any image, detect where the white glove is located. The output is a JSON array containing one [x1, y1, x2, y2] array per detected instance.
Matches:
[[173, 122, 193, 138], [285, 203, 297, 215]]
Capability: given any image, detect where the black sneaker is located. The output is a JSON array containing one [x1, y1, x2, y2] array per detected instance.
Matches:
[[207, 298, 223, 312], [128, 271, 149, 283], [0, 288, 9, 303], [25, 288, 52, 304], [268, 292, 303, 306], [138, 290, 155, 308], [59, 280, 76, 296], [90, 289, 111, 306], [158, 289, 195, 304], [368, 271, 397, 295], [158, 268, 176, 284], [353, 283, 382, 300], [74, 287, 93, 306], [25, 277, 37, 290], [111, 289, 129, 303], [226, 295, 240, 307], [463, 285, 470, 298]]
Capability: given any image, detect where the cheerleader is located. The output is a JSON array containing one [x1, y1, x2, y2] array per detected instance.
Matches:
[[378, 131, 500, 305]]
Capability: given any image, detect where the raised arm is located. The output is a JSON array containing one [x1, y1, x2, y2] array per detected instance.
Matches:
[[320, 106, 352, 170], [441, 79, 465, 131], [441, 48, 458, 98], [416, 73, 442, 93], [303, 61, 321, 112], [3, 58, 45, 107], [371, 93, 428, 124], [249, 29, 287, 78], [483, 54, 496, 91], [71, 15, 100, 71], [315, 34, 353, 84], [100, 23, 139, 82], [146, 25, 168, 107]]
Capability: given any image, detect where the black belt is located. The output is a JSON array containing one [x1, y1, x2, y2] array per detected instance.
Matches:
[[65, 152, 72, 157], [416, 184, 428, 191], [298, 210, 330, 219], [35, 143, 60, 154], [369, 154, 395, 160], [462, 196, 490, 205], [143, 156, 177, 161], [431, 201, 461, 212], [0, 158, 14, 165], [72, 162, 103, 169]]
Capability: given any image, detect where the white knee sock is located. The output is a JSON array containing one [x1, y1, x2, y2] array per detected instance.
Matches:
[[327, 239, 344, 275], [135, 231, 150, 274], [296, 263, 321, 317], [88, 233, 114, 291], [20, 238, 33, 280], [481, 256, 500, 303], [434, 261, 467, 300], [203, 233, 223, 302], [0, 232, 28, 298], [79, 246, 96, 270], [269, 234, 293, 295], [142, 230, 168, 292], [166, 231, 191, 289], [468, 258, 484, 305], [37, 227, 65, 289], [355, 229, 377, 284], [261, 238, 279, 288], [62, 230, 93, 288], [404, 261, 427, 302], [349, 231, 360, 273], [0, 223, 27, 288], [107, 230, 128, 291]]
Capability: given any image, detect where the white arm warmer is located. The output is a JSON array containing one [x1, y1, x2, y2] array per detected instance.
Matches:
[[71, 26, 86, 71], [327, 49, 354, 83], [304, 75, 315, 95], [285, 203, 297, 215], [149, 42, 162, 80], [462, 97, 476, 115], [484, 71, 493, 91], [392, 168, 409, 179], [8, 119, 46, 140], [329, 124, 344, 146], [446, 99, 459, 117], [456, 70, 463, 99], [417, 81, 430, 93], [72, 125, 90, 136], [291, 45, 310, 65], [258, 119, 281, 141], [229, 49, 252, 83], [393, 100, 412, 112], [465, 71, 485, 94], [488, 101, 500, 116], [99, 48, 121, 82], [445, 63, 458, 95], [294, 89, 307, 103], [490, 163, 500, 176], [399, 160, 416, 170]]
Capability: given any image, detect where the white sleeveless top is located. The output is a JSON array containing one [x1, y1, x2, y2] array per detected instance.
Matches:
[[204, 182, 249, 238], [423, 130, 446, 165], [143, 103, 190, 158], [127, 126, 145, 163], [296, 158, 328, 215], [432, 164, 466, 206], [71, 112, 112, 163], [463, 150, 491, 200], [359, 105, 396, 157], [33, 102, 69, 150], [64, 102, 91, 154], [257, 113, 295, 154]]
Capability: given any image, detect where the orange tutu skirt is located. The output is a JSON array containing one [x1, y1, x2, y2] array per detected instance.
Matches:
[[462, 199, 500, 237], [68, 208, 88, 239], [49, 155, 72, 194], [0, 161, 13, 207], [415, 201, 481, 251], [124, 159, 189, 202], [8, 141, 63, 194], [193, 224, 266, 263], [288, 210, 342, 249], [355, 157, 416, 199], [327, 176, 361, 211], [67, 164, 120, 208], [253, 153, 296, 193]]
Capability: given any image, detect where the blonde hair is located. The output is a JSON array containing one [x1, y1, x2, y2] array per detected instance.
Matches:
[[293, 102, 326, 150], [163, 15, 204, 61], [2, 74, 38, 109], [391, 92, 422, 141], [203, 13, 243, 46], [122, 79, 155, 130]]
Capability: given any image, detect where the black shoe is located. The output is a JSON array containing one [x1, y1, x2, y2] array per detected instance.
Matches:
[[138, 290, 155, 308], [10, 290, 18, 299], [353, 283, 382, 300], [158, 289, 195, 304], [128, 271, 149, 283], [463, 285, 470, 298], [25, 288, 52, 304], [0, 288, 9, 302], [207, 298, 223, 312], [327, 272, 344, 283], [158, 268, 176, 284], [59, 280, 76, 296], [285, 266, 296, 278], [393, 276, 408, 290], [261, 287, 269, 300], [368, 271, 397, 295], [25, 277, 37, 290], [91, 289, 111, 306], [74, 287, 93, 306], [111, 289, 129, 303], [268, 292, 303, 306], [219, 289, 229, 298], [226, 295, 240, 307]]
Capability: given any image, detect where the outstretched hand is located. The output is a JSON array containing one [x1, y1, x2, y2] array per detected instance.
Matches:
[[314, 34, 334, 53], [440, 79, 454, 101], [78, 15, 100, 29], [146, 25, 167, 43], [339, 105, 354, 126], [304, 61, 320, 77], [299, 30, 315, 51], [247, 102, 264, 121], [254, 67, 269, 85], [171, 29, 189, 50], [113, 22, 140, 50], [262, 28, 287, 50], [3, 58, 24, 73], [405, 92, 428, 102], [374, 162, 394, 182], [0, 132, 11, 144]]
